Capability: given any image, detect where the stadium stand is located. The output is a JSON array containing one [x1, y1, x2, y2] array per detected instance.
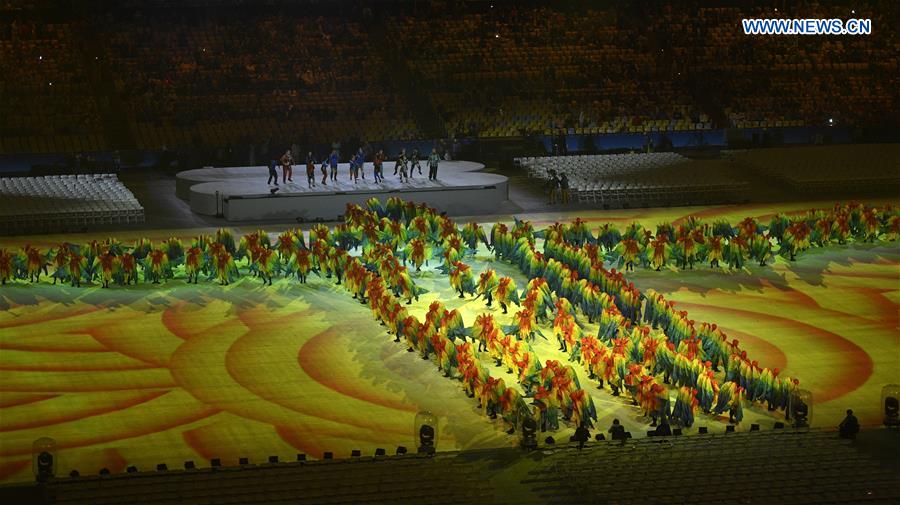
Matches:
[[32, 428, 900, 505], [0, 174, 144, 234], [728, 144, 900, 194], [516, 153, 748, 206]]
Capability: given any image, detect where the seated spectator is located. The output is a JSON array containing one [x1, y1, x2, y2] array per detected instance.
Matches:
[[608, 419, 626, 442], [838, 409, 859, 439], [654, 420, 672, 437]]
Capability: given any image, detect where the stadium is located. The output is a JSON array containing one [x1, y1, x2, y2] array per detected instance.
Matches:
[[0, 1, 898, 504]]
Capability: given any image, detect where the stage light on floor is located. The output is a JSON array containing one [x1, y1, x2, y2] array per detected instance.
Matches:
[[396, 446, 407, 455], [544, 436, 555, 445], [725, 425, 735, 433], [415, 411, 437, 455], [750, 424, 760, 432], [68, 470, 79, 478], [184, 461, 195, 470], [519, 416, 538, 450], [156, 464, 167, 472], [323, 452, 333, 460], [126, 466, 138, 473], [267, 456, 278, 464], [351, 450, 361, 458], [374, 448, 386, 457], [882, 385, 899, 428], [238, 457, 249, 466], [594, 434, 605, 441], [210, 458, 221, 468], [698, 427, 708, 434], [32, 437, 57, 483], [296, 454, 306, 462], [99, 468, 110, 475], [774, 422, 785, 429]]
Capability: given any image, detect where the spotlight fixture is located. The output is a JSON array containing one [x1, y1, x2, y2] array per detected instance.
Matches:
[[69, 470, 80, 478], [269, 187, 279, 195], [267, 456, 278, 464], [698, 427, 708, 434], [99, 468, 110, 476], [238, 457, 249, 466], [750, 424, 760, 432], [210, 458, 221, 468], [323, 452, 333, 460], [395, 446, 408, 455], [725, 425, 736, 433], [126, 466, 138, 473], [773, 422, 785, 430], [156, 464, 168, 472], [544, 436, 555, 445], [184, 461, 196, 470], [351, 450, 361, 458], [374, 448, 386, 457], [296, 454, 307, 462]]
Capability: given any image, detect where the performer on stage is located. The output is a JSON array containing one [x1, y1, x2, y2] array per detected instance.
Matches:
[[355, 148, 366, 180], [320, 154, 329, 185], [349, 150, 360, 182], [280, 150, 293, 184], [373, 149, 385, 183], [394, 148, 409, 182], [267, 159, 279, 186], [328, 149, 339, 182], [428, 148, 440, 180], [305, 152, 316, 188], [409, 148, 422, 177]]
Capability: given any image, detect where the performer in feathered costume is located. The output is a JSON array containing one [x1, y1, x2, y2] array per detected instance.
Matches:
[[184, 246, 203, 284], [23, 245, 48, 283], [616, 238, 641, 272], [67, 250, 86, 287], [254, 247, 278, 285], [499, 387, 524, 434], [505, 308, 542, 343], [649, 236, 669, 271], [164, 237, 185, 268], [94, 251, 118, 288], [724, 236, 748, 269], [439, 308, 466, 342], [705, 235, 724, 268], [480, 376, 505, 419], [553, 305, 581, 356], [431, 328, 458, 377], [494, 276, 519, 314], [144, 248, 170, 284], [713, 381, 744, 424], [470, 313, 499, 353], [697, 369, 718, 413], [213, 249, 238, 285], [395, 265, 421, 304], [477, 269, 499, 307], [672, 386, 698, 428], [0, 249, 14, 285], [49, 244, 71, 285], [674, 232, 698, 270], [276, 230, 300, 263], [119, 252, 138, 285], [132, 237, 152, 261], [781, 221, 811, 261], [524, 278, 554, 322], [460, 222, 489, 253], [441, 260, 474, 299], [569, 388, 597, 429], [595, 223, 622, 252], [404, 238, 432, 272]]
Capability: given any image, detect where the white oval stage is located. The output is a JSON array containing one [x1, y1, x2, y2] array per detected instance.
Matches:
[[176, 161, 508, 221]]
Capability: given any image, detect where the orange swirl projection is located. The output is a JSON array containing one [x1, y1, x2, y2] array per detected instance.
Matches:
[[0, 201, 898, 484]]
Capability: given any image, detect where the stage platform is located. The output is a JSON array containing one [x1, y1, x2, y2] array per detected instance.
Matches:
[[176, 161, 507, 221]]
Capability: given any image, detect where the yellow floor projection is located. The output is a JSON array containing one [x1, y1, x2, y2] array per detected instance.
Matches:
[[0, 200, 897, 484]]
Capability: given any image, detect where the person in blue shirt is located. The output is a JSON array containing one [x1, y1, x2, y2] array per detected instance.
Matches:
[[355, 148, 366, 181], [267, 159, 279, 186], [329, 149, 339, 182]]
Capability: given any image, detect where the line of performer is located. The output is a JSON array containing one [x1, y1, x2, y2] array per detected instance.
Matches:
[[270, 147, 443, 188]]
